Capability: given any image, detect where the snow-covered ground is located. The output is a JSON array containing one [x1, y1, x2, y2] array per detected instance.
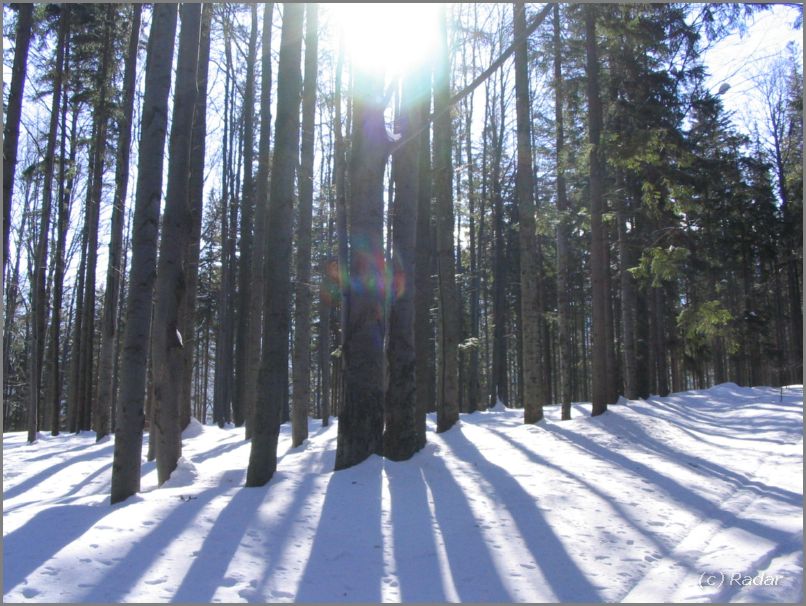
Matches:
[[3, 383, 803, 603]]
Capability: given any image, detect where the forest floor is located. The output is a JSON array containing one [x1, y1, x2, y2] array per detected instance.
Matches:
[[3, 383, 803, 603]]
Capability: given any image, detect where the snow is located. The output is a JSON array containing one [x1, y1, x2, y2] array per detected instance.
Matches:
[[3, 384, 803, 603]]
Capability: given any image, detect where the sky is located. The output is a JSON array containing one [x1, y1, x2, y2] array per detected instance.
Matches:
[[702, 4, 803, 127]]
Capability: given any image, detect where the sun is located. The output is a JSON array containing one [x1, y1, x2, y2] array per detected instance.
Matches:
[[326, 3, 441, 76]]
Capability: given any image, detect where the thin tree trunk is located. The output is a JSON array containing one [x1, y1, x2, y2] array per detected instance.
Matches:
[[246, 3, 304, 486], [179, 2, 212, 431], [28, 8, 69, 443], [111, 3, 178, 505], [553, 4, 573, 419], [585, 4, 609, 417], [234, 4, 259, 429], [291, 3, 319, 448], [434, 6, 460, 433], [244, 2, 275, 439], [514, 1, 544, 424], [96, 5, 142, 441]]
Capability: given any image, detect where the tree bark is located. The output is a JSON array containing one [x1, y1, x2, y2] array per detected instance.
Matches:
[[434, 6, 460, 433], [111, 3, 178, 505], [384, 67, 425, 461], [178, 2, 212, 431], [96, 5, 142, 441], [244, 2, 275, 439], [334, 63, 389, 469], [291, 3, 319, 448], [585, 4, 609, 417], [152, 2, 202, 485], [246, 2, 304, 486], [3, 3, 33, 279], [514, 1, 544, 424], [28, 7, 69, 443]]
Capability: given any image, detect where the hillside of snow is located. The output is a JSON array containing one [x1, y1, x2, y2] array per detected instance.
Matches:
[[3, 384, 803, 603]]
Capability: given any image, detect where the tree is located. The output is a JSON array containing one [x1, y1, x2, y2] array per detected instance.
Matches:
[[513, 1, 544, 424], [334, 63, 389, 468], [111, 3, 178, 505], [28, 5, 69, 443], [243, 2, 275, 439], [3, 3, 33, 280], [433, 5, 460, 433], [384, 65, 426, 460], [584, 4, 610, 417], [96, 4, 142, 441], [291, 3, 319, 448], [151, 2, 202, 485], [246, 2, 304, 486], [234, 4, 259, 428]]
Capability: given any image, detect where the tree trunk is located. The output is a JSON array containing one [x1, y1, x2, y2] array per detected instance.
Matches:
[[111, 3, 178, 505], [178, 2, 212, 431], [291, 3, 319, 448], [3, 3, 33, 279], [233, 4, 259, 429], [28, 7, 69, 443], [553, 4, 573, 419], [413, 72, 434, 448], [334, 62, 389, 469], [384, 67, 425, 461], [246, 3, 304, 486], [243, 2, 275, 439], [585, 4, 609, 417], [617, 180, 638, 400], [152, 2, 202, 486], [96, 5, 142, 441], [514, 1, 544, 424]]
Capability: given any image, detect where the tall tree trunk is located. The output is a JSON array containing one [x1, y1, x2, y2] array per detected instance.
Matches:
[[514, 1, 544, 424], [111, 3, 178, 505], [413, 72, 434, 448], [80, 5, 115, 433], [585, 4, 609, 417], [246, 3, 304, 486], [152, 2, 202, 486], [178, 2, 212, 431], [3, 3, 33, 279], [291, 3, 319, 448], [96, 5, 142, 441], [434, 6, 460, 433], [334, 62, 389, 469], [384, 67, 425, 461], [617, 179, 638, 400], [244, 2, 275, 439], [28, 7, 69, 443], [44, 33, 75, 436], [553, 4, 573, 419], [234, 4, 259, 428]]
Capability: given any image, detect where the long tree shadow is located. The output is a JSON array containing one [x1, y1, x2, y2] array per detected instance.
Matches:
[[418, 447, 515, 602], [441, 429, 604, 602], [80, 468, 246, 603], [3, 504, 116, 592], [3, 443, 115, 501], [237, 444, 335, 602], [547, 423, 794, 545], [385, 454, 452, 602], [593, 410, 802, 507], [171, 477, 262, 603], [294, 456, 384, 603]]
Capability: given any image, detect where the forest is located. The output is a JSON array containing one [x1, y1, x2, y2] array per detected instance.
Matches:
[[2, 1, 803, 509]]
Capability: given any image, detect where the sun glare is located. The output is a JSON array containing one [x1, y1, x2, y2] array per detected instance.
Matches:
[[327, 3, 441, 76]]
